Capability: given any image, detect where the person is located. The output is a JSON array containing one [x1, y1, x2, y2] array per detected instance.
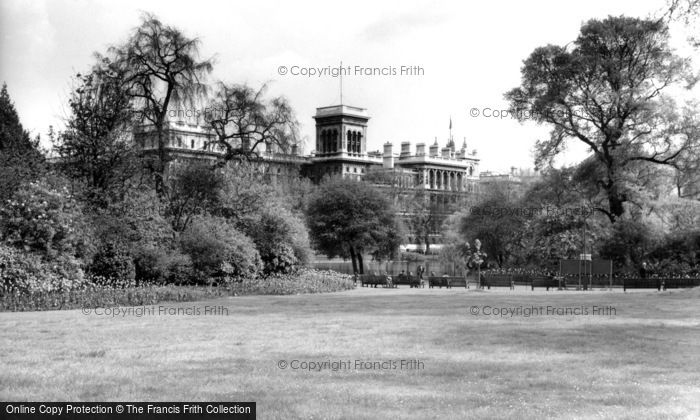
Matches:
[[384, 271, 393, 288], [640, 262, 648, 279]]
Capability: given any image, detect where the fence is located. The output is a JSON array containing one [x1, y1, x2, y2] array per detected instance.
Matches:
[[308, 260, 467, 277]]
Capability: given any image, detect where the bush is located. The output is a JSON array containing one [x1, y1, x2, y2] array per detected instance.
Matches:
[[241, 208, 312, 275], [133, 245, 194, 285], [180, 216, 261, 282], [0, 179, 95, 259], [0, 244, 86, 295], [88, 242, 136, 285]]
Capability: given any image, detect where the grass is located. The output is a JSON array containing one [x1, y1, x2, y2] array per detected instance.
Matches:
[[1, 287, 699, 419]]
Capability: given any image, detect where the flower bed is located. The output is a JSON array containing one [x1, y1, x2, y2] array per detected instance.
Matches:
[[0, 268, 355, 312]]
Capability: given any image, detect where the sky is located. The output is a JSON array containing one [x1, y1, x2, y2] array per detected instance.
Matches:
[[1, 0, 696, 173]]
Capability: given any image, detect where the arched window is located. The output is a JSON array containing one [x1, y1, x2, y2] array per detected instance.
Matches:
[[357, 133, 363, 153], [332, 129, 338, 152], [347, 130, 352, 152]]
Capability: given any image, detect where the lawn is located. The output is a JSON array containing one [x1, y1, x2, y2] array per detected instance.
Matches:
[[1, 287, 699, 419]]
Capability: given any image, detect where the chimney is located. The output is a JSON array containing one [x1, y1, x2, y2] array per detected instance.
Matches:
[[383, 142, 394, 169], [441, 147, 451, 159], [429, 140, 439, 157], [416, 143, 425, 156], [400, 141, 411, 157]]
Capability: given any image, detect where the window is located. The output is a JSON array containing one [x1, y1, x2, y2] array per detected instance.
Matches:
[[191, 139, 195, 149], [177, 137, 182, 148]]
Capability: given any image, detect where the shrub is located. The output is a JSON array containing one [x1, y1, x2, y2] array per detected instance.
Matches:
[[180, 216, 261, 282], [88, 242, 136, 285], [241, 208, 312, 275], [132, 245, 194, 285], [0, 179, 94, 259], [0, 244, 87, 295]]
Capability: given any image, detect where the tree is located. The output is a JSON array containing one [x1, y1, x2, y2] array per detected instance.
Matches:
[[204, 82, 299, 163], [452, 186, 525, 267], [166, 163, 223, 232], [506, 16, 700, 223], [106, 13, 213, 193], [0, 83, 44, 200], [306, 177, 404, 274], [54, 68, 139, 206]]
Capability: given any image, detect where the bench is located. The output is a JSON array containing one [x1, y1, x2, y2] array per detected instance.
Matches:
[[531, 276, 560, 291], [360, 274, 393, 288], [445, 276, 468, 288], [428, 277, 451, 288], [482, 275, 514, 290], [393, 275, 424, 288]]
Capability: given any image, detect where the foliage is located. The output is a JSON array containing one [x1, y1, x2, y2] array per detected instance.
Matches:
[[599, 218, 662, 270], [0, 269, 354, 311], [54, 66, 139, 206], [94, 186, 174, 249], [241, 208, 311, 275], [506, 16, 700, 222], [0, 179, 95, 260], [88, 242, 136, 285], [306, 177, 404, 274], [0, 83, 45, 201], [0, 244, 87, 295], [180, 215, 261, 282], [166, 163, 224, 232], [132, 246, 193, 285], [213, 162, 275, 222], [451, 187, 524, 268]]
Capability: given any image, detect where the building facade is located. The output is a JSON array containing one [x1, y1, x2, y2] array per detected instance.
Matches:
[[136, 102, 482, 249]]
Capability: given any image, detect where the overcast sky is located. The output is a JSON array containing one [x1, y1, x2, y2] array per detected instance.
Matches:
[[1, 0, 696, 172]]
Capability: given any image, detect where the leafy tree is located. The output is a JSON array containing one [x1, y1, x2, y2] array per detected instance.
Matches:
[[105, 13, 213, 194], [204, 82, 300, 163], [214, 161, 275, 222], [506, 16, 700, 222], [54, 68, 139, 206], [452, 186, 524, 267], [166, 163, 223, 232], [306, 177, 404, 274], [0, 83, 44, 200]]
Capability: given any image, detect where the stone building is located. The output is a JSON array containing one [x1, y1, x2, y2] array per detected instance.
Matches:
[[134, 101, 481, 249]]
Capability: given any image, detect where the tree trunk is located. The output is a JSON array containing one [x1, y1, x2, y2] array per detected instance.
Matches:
[[357, 253, 364, 275], [349, 247, 358, 275]]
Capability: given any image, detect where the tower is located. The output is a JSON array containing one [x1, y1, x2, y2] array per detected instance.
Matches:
[[313, 105, 369, 156]]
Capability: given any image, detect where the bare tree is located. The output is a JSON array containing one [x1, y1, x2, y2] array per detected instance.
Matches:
[[204, 82, 299, 163], [104, 13, 213, 193]]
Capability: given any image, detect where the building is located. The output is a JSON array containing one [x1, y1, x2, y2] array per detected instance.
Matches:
[[135, 101, 482, 249]]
